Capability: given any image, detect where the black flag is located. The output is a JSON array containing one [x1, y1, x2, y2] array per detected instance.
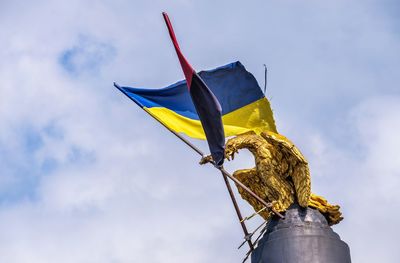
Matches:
[[162, 12, 225, 166]]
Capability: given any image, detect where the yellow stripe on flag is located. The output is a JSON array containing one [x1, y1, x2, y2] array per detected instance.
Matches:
[[144, 97, 277, 140]]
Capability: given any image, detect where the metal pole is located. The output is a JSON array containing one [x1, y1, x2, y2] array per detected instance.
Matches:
[[220, 170, 254, 250], [114, 82, 255, 248], [114, 83, 283, 216], [263, 64, 267, 95]]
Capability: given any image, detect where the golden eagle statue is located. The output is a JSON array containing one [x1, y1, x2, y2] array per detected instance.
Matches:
[[204, 130, 343, 225]]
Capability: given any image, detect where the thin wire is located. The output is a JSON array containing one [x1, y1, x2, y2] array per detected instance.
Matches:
[[263, 64, 267, 94]]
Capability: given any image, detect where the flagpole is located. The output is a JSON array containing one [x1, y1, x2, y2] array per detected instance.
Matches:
[[114, 82, 262, 250], [114, 83, 285, 253], [114, 82, 283, 219]]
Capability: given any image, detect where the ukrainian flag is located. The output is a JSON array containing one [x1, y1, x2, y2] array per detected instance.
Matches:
[[115, 61, 277, 140]]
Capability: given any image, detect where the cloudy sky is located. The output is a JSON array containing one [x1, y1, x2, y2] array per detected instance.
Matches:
[[1, 0, 399, 262]]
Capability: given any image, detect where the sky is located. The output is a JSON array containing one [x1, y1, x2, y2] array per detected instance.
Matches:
[[0, 0, 399, 262]]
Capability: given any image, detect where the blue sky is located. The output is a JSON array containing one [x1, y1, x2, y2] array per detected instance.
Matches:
[[0, 0, 399, 262]]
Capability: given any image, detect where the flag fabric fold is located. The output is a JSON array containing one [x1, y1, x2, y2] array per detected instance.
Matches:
[[115, 61, 277, 141]]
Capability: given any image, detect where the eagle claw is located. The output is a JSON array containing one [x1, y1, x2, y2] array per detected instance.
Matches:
[[199, 155, 213, 165], [225, 145, 239, 161]]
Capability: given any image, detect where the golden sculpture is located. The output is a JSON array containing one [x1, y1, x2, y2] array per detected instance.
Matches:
[[212, 131, 342, 225]]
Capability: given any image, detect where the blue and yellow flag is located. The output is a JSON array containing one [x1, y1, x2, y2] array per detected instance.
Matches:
[[115, 61, 277, 140]]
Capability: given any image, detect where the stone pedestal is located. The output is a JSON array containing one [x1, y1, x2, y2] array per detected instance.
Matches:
[[251, 204, 351, 263]]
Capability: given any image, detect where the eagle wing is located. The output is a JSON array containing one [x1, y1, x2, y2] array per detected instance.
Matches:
[[232, 167, 271, 220], [260, 131, 311, 207]]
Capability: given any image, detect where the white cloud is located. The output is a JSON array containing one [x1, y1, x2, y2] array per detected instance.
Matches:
[[299, 95, 400, 262], [0, 0, 399, 262]]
